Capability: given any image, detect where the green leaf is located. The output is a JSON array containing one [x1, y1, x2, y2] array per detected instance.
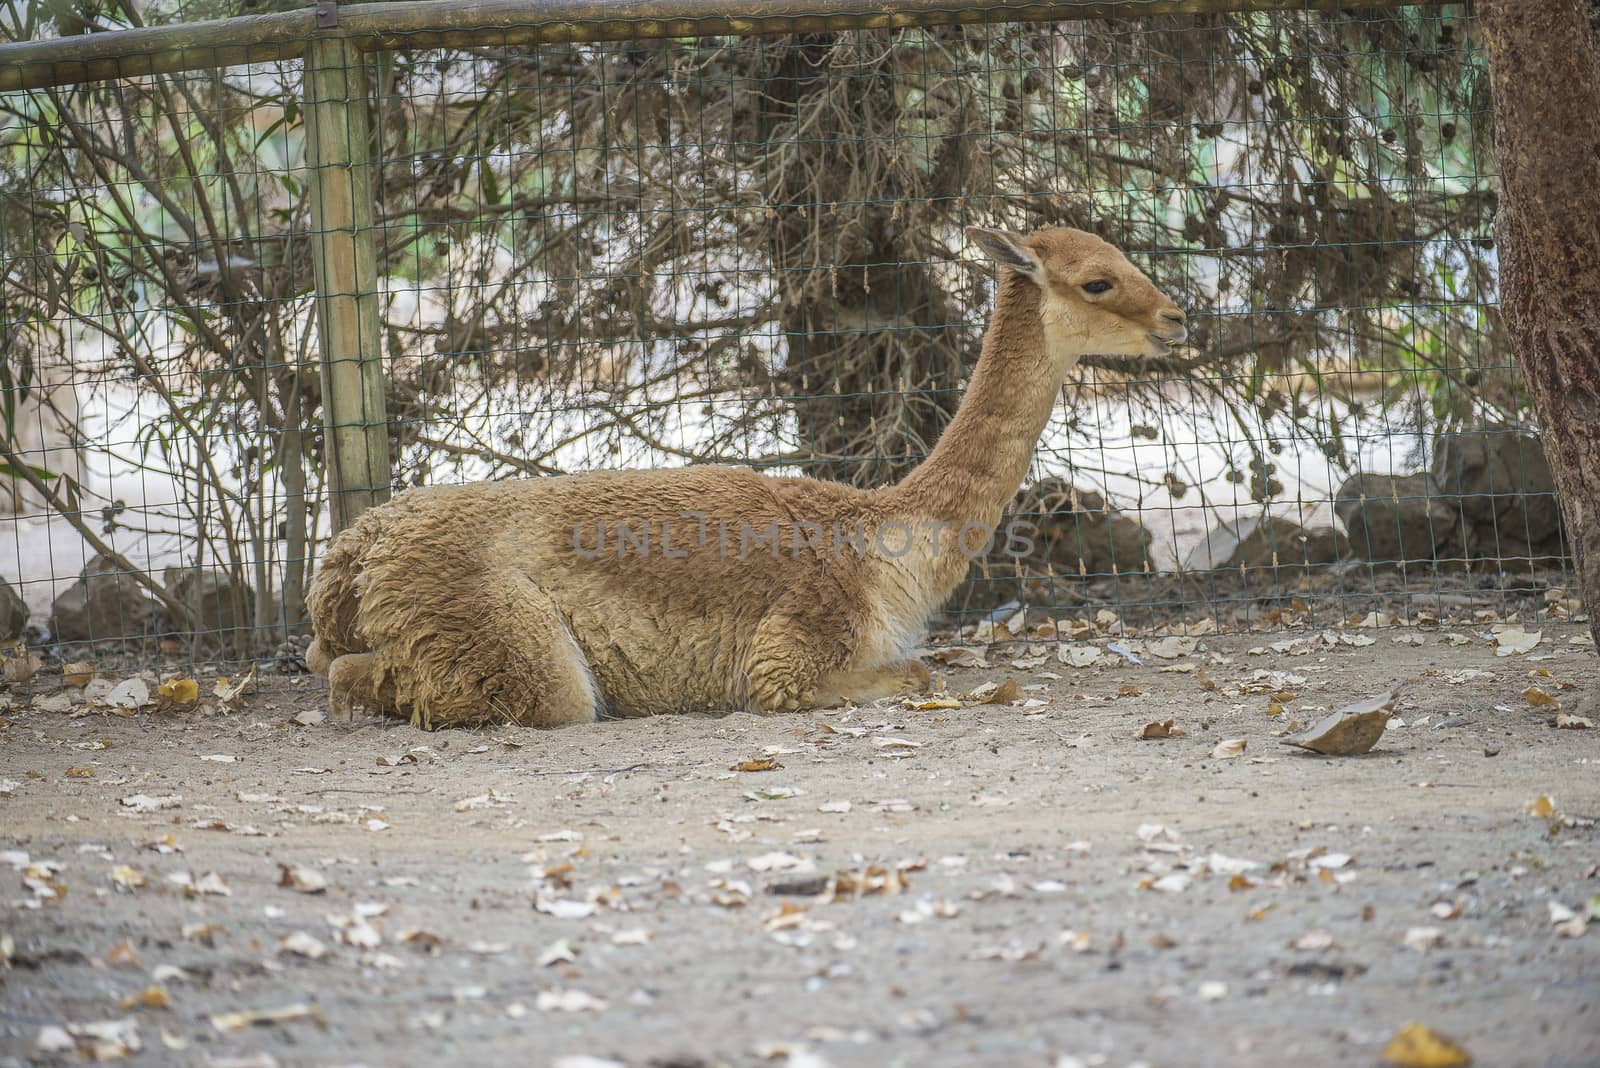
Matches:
[[0, 460, 59, 482], [478, 157, 502, 207]]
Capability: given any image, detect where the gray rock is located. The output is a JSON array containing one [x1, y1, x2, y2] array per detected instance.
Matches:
[[1027, 481, 1154, 577], [1, 576, 27, 640], [164, 566, 256, 650], [1183, 516, 1349, 575], [1432, 429, 1567, 564], [49, 554, 158, 643], [1334, 473, 1459, 566], [944, 480, 1154, 611]]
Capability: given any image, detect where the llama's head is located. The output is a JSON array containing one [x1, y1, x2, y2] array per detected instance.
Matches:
[[968, 225, 1187, 363]]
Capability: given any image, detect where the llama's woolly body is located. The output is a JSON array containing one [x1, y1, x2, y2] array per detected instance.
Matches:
[[308, 467, 943, 725]]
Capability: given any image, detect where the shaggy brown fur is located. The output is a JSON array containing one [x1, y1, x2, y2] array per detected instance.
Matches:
[[307, 227, 1186, 728]]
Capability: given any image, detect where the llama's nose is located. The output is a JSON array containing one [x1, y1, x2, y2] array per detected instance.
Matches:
[[1161, 309, 1186, 326]]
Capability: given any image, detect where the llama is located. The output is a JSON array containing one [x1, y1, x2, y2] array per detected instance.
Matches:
[[306, 226, 1187, 728]]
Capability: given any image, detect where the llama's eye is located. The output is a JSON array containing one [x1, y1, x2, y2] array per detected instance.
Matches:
[[1081, 280, 1113, 294]]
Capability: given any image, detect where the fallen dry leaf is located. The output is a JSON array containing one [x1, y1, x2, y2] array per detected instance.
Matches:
[[454, 789, 514, 812], [965, 943, 1041, 962], [63, 661, 95, 687], [0, 641, 41, 683], [986, 679, 1023, 704], [1147, 635, 1198, 660], [1555, 714, 1594, 730], [120, 793, 181, 818], [280, 931, 328, 960], [535, 892, 597, 919], [167, 871, 230, 897], [106, 940, 142, 968], [278, 864, 327, 894], [209, 1003, 324, 1033], [536, 988, 607, 1013], [118, 986, 171, 1012], [1523, 687, 1560, 708], [1058, 644, 1102, 668], [105, 677, 154, 711], [732, 758, 782, 773], [1211, 738, 1247, 759], [746, 851, 808, 873], [110, 865, 146, 892], [39, 1019, 142, 1061], [1060, 929, 1093, 952], [1288, 929, 1338, 952], [1280, 680, 1407, 756], [1138, 719, 1184, 740], [157, 677, 199, 705], [326, 911, 382, 949], [1493, 626, 1541, 656], [142, 834, 182, 854], [828, 866, 908, 901], [1380, 1021, 1472, 1067], [1402, 926, 1445, 952], [1526, 795, 1559, 819], [537, 939, 578, 967], [213, 667, 256, 707], [399, 929, 446, 953], [928, 646, 987, 668]]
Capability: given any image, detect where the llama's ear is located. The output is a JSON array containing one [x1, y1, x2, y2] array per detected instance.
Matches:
[[967, 227, 1044, 282]]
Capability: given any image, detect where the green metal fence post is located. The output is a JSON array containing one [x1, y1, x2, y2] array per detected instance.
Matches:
[[304, 32, 391, 533]]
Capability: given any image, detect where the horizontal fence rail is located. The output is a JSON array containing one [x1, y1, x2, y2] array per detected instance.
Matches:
[[0, 0, 1442, 91]]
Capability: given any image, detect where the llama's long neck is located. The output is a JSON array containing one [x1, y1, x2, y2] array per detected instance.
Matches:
[[894, 272, 1079, 530]]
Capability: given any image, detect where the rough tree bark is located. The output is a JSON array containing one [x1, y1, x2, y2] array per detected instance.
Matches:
[[1480, 0, 1600, 687], [762, 33, 967, 488]]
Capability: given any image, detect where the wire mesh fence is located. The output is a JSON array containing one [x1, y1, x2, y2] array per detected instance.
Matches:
[[0, 0, 1582, 671]]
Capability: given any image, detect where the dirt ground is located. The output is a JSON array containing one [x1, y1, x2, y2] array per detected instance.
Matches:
[[2, 624, 1598, 1068]]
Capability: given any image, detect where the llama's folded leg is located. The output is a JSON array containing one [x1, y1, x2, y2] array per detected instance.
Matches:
[[326, 651, 385, 722], [306, 638, 335, 678], [743, 612, 850, 713], [373, 574, 601, 729], [492, 607, 601, 728], [810, 659, 931, 708]]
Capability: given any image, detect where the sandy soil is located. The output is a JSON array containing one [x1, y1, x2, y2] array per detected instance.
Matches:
[[2, 625, 1598, 1068]]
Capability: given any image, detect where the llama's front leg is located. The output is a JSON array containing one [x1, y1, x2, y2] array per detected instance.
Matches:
[[810, 659, 931, 708], [399, 575, 600, 729], [326, 651, 385, 722], [744, 647, 822, 712]]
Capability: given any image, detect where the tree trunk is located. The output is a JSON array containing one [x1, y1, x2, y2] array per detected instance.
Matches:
[[1481, 0, 1600, 681], [761, 33, 966, 488]]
